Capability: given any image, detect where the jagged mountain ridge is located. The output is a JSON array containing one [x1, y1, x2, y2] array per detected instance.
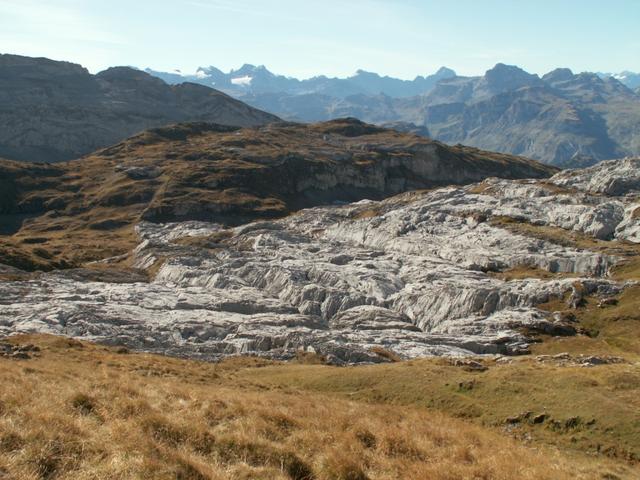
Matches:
[[598, 70, 640, 89], [421, 65, 640, 167], [148, 63, 640, 167], [0, 54, 279, 163], [145, 64, 457, 99], [147, 63, 639, 98]]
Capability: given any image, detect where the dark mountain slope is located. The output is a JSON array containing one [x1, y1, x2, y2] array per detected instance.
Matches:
[[0, 54, 279, 163]]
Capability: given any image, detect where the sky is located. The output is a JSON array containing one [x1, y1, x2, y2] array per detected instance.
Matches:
[[0, 0, 638, 79]]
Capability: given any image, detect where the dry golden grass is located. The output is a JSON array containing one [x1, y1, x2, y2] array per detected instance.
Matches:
[[241, 356, 640, 469], [0, 335, 630, 480]]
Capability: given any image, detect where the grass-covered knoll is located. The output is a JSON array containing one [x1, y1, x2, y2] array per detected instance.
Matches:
[[0, 335, 635, 480]]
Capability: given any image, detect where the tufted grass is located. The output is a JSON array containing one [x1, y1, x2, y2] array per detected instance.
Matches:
[[0, 334, 635, 479]]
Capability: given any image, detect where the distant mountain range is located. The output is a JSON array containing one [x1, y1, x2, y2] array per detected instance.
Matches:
[[146, 65, 457, 99], [147, 64, 640, 167], [147, 63, 640, 99], [0, 54, 278, 162], [1, 53, 638, 168]]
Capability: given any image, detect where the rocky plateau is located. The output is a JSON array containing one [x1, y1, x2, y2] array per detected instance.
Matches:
[[1, 135, 638, 362]]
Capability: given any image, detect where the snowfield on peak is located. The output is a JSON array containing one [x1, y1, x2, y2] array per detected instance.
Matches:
[[231, 75, 253, 86]]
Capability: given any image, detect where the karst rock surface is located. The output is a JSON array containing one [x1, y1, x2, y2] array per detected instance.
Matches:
[[1, 159, 638, 363]]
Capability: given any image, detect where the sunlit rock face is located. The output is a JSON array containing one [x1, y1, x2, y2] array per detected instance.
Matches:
[[1, 160, 638, 363]]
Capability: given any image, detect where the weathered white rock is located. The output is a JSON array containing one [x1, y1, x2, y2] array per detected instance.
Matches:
[[1, 159, 637, 362], [551, 157, 640, 196], [616, 204, 640, 243]]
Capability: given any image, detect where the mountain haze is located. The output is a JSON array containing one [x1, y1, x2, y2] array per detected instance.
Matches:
[[146, 64, 457, 99], [598, 70, 640, 89]]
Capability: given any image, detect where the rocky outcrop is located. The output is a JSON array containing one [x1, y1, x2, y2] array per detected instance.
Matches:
[[551, 157, 640, 196], [1, 158, 636, 363], [550, 158, 640, 243], [0, 119, 556, 271], [381, 122, 431, 138], [0, 54, 279, 162]]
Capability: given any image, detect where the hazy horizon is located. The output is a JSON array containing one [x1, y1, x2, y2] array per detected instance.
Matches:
[[0, 0, 638, 79]]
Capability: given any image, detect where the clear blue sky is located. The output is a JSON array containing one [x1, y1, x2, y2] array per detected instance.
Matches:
[[0, 0, 638, 78]]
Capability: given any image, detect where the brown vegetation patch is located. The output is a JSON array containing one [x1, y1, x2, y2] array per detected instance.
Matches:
[[351, 207, 384, 220], [489, 264, 579, 281], [369, 346, 402, 362]]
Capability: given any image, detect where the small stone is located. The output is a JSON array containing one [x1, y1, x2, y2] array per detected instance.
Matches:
[[578, 355, 624, 366], [505, 412, 531, 424], [495, 356, 513, 365], [453, 359, 488, 372], [597, 297, 618, 308], [532, 413, 547, 424]]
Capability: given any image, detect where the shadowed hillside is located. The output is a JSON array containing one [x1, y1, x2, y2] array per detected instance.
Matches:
[[0, 54, 279, 163]]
